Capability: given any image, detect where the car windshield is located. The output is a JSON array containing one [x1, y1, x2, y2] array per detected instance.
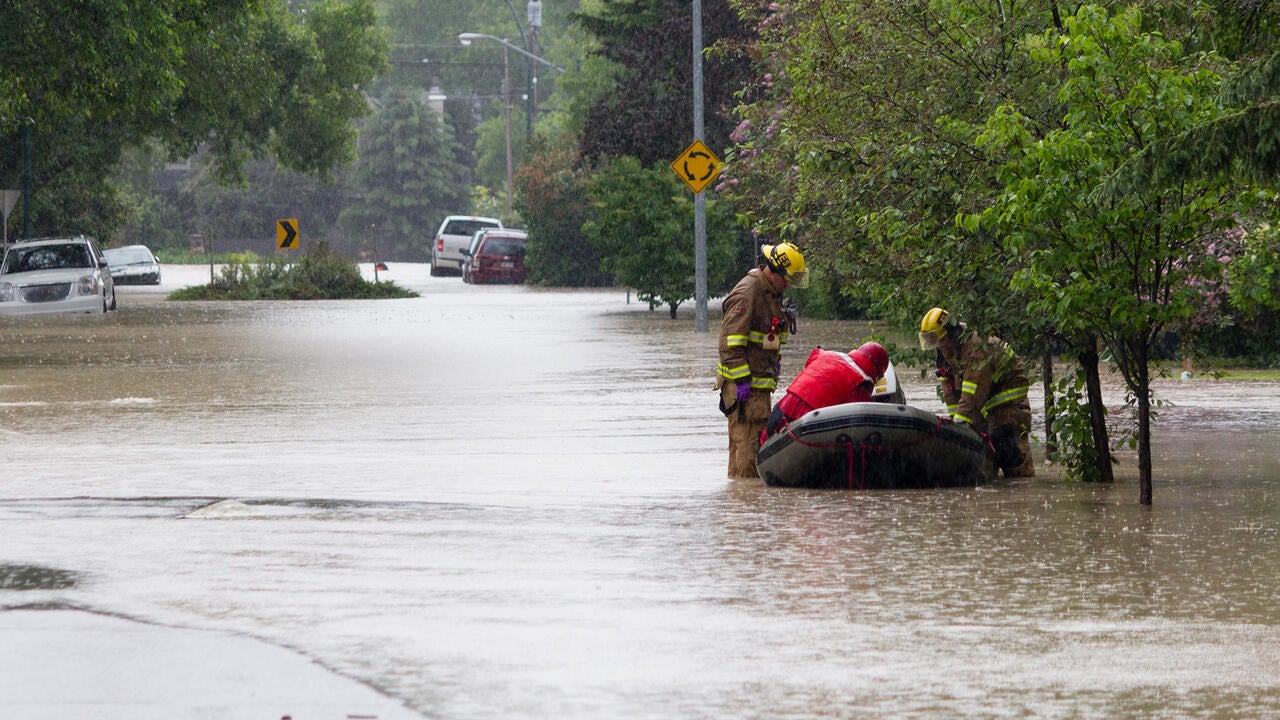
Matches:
[[445, 220, 500, 236], [104, 247, 154, 265], [3, 244, 94, 274], [482, 238, 525, 257]]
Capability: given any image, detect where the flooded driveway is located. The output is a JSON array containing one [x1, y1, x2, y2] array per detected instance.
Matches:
[[1, 264, 1278, 718]]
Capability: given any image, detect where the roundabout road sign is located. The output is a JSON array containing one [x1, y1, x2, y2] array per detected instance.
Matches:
[[670, 139, 721, 194]]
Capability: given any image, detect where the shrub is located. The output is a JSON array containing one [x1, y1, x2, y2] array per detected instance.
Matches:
[[168, 247, 416, 301]]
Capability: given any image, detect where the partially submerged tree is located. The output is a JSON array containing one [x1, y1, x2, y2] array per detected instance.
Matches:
[[720, 0, 1076, 458], [974, 6, 1238, 504]]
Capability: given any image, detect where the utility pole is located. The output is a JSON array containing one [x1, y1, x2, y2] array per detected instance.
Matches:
[[692, 0, 708, 332]]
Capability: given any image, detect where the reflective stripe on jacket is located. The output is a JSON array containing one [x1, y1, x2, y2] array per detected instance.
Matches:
[[718, 268, 786, 391], [939, 330, 1030, 424]]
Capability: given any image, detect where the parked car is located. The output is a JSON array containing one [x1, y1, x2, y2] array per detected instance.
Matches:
[[461, 229, 529, 285], [0, 236, 117, 315], [431, 215, 502, 276], [462, 226, 504, 270], [102, 244, 161, 285]]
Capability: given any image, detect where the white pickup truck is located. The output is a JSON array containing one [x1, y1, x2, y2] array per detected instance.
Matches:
[[430, 215, 502, 276]]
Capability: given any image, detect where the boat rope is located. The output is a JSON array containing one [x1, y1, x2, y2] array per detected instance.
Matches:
[[780, 413, 952, 489]]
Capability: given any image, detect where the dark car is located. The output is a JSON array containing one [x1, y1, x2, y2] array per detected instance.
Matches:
[[462, 230, 528, 285], [102, 244, 161, 285]]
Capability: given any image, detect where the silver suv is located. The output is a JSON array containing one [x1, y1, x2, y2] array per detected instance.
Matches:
[[431, 215, 502, 276]]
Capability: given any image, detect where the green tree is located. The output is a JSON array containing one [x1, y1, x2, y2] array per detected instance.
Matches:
[[381, 0, 588, 212], [473, 111, 525, 217], [571, 0, 753, 165], [1101, 45, 1280, 336], [584, 155, 739, 316], [716, 0, 1280, 497], [513, 132, 610, 286], [338, 92, 470, 260], [0, 0, 387, 239], [157, 0, 389, 184], [720, 0, 1064, 332], [974, 6, 1237, 504], [1227, 223, 1280, 316], [720, 0, 1075, 462], [111, 143, 188, 250], [181, 157, 350, 256]]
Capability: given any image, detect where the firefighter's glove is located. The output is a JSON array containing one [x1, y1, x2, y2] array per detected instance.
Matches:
[[988, 425, 1024, 470], [781, 297, 799, 334], [735, 382, 752, 403]]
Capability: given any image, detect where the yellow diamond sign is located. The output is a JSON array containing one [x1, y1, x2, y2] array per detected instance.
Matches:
[[670, 139, 721, 194]]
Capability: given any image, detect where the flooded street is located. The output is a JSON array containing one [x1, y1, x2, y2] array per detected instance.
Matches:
[[2, 264, 1279, 719]]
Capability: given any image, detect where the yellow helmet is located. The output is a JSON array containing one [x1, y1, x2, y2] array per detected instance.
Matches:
[[761, 242, 809, 288], [918, 307, 950, 350]]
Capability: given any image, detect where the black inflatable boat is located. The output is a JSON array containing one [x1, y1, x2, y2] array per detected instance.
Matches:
[[756, 401, 997, 490]]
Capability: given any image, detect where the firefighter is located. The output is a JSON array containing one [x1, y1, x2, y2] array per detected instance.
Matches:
[[918, 307, 1035, 477], [762, 341, 890, 441], [717, 242, 809, 479]]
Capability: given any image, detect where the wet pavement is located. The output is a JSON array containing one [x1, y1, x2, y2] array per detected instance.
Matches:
[[1, 264, 1278, 718], [1, 608, 421, 719]]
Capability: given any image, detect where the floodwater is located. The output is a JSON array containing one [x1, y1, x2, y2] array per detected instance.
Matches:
[[2, 264, 1279, 719]]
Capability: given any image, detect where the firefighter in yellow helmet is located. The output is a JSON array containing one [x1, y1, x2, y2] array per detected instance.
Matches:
[[919, 307, 1035, 477], [717, 242, 809, 479]]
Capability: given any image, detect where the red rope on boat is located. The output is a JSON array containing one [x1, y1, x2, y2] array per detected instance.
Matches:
[[780, 412, 952, 489]]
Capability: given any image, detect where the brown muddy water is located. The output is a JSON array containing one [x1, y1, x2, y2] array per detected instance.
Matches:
[[1, 264, 1278, 719]]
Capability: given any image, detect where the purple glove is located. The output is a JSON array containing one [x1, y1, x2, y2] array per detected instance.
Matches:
[[735, 382, 751, 403]]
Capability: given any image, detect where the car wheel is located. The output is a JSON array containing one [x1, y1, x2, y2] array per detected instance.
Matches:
[[109, 287, 117, 311]]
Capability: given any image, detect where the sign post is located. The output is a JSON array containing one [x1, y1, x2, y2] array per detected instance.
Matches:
[[669, 136, 720, 333], [1, 190, 20, 249]]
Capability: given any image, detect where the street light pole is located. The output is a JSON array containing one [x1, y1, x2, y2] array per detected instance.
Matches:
[[501, 43, 513, 220], [457, 33, 565, 73], [458, 32, 564, 221]]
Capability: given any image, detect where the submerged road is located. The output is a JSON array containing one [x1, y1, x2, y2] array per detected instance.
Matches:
[[2, 263, 1279, 719]]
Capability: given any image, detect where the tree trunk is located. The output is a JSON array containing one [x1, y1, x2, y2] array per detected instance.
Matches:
[[1078, 338, 1115, 484], [1135, 343, 1153, 505], [1042, 345, 1058, 462]]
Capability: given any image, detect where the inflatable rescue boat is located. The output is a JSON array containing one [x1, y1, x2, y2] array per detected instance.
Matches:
[[756, 364, 997, 490]]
